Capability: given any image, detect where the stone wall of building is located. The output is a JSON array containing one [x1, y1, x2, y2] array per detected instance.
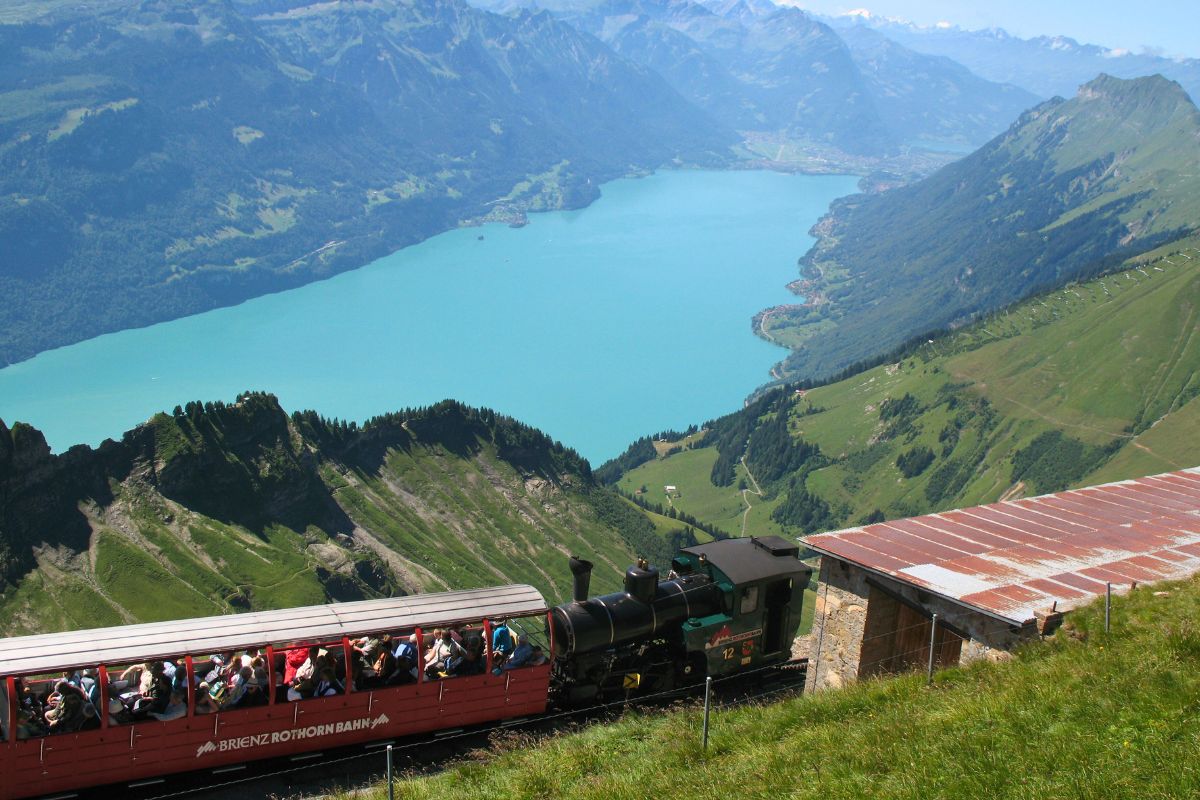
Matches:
[[805, 557, 870, 691], [804, 558, 1041, 692]]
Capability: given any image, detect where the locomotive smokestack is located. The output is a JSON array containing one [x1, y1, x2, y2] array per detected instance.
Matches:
[[569, 556, 594, 603]]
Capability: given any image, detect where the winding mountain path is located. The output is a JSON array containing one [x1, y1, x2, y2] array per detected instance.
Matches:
[[739, 456, 765, 536]]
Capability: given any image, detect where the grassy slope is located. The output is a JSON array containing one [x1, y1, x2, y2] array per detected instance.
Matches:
[[618, 448, 789, 540], [619, 237, 1200, 529], [364, 577, 1200, 800]]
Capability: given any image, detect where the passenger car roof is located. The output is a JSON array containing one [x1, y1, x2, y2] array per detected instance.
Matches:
[[0, 584, 546, 676]]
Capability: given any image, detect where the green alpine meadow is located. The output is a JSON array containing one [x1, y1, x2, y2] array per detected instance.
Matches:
[[607, 234, 1200, 539]]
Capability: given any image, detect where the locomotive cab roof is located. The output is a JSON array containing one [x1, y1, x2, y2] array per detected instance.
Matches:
[[678, 535, 808, 585]]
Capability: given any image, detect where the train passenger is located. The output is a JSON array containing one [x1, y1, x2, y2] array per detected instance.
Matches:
[[458, 630, 486, 675], [393, 633, 417, 667], [425, 629, 465, 679], [16, 707, 45, 740], [491, 619, 515, 664], [45, 681, 86, 734], [287, 646, 326, 700], [492, 634, 534, 675], [366, 647, 396, 688], [224, 666, 255, 708], [247, 667, 271, 707], [195, 682, 219, 714], [149, 689, 188, 722], [386, 634, 418, 684], [314, 667, 344, 697], [354, 634, 387, 666], [283, 646, 310, 685], [78, 668, 101, 707], [194, 655, 224, 687]]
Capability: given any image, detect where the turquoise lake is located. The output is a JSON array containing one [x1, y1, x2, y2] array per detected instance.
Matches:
[[0, 170, 858, 464]]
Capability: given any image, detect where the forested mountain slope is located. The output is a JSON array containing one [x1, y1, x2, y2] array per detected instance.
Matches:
[[762, 74, 1200, 381], [0, 0, 731, 365], [0, 393, 672, 636], [605, 235, 1200, 540]]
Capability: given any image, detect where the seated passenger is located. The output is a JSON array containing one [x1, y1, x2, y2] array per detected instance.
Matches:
[[314, 667, 343, 697], [78, 669, 101, 707], [45, 683, 86, 734], [287, 646, 327, 701], [368, 648, 396, 688], [393, 634, 417, 668], [457, 630, 486, 676], [493, 634, 534, 675], [125, 661, 170, 718], [149, 690, 188, 722], [354, 634, 387, 666], [425, 629, 466, 679], [195, 683, 219, 715], [194, 655, 224, 687], [223, 666, 255, 709], [491, 620, 515, 665], [283, 647, 309, 685], [16, 708, 46, 740], [242, 668, 270, 707], [385, 634, 418, 684]]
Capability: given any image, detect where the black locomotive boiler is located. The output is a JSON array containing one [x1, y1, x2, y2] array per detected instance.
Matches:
[[549, 535, 812, 703]]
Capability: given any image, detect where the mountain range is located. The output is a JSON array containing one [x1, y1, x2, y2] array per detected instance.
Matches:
[[835, 15, 1200, 103], [491, 0, 1038, 154], [0, 0, 730, 365], [759, 73, 1200, 381], [2, 0, 1049, 366]]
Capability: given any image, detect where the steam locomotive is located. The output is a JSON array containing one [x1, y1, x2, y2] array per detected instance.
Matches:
[[550, 535, 812, 704]]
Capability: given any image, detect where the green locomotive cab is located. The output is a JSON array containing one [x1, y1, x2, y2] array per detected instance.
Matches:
[[675, 536, 812, 677]]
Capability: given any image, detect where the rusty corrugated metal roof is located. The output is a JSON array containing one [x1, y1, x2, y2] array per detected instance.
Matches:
[[804, 468, 1200, 625]]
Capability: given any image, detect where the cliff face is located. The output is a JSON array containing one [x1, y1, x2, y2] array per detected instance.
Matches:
[[0, 393, 653, 635]]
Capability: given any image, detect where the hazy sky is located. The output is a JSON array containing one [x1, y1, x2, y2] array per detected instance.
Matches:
[[788, 1, 1200, 59]]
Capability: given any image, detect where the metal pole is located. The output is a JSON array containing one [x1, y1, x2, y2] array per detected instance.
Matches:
[[387, 744, 394, 800], [926, 613, 938, 686], [702, 676, 713, 750], [1105, 583, 1112, 633]]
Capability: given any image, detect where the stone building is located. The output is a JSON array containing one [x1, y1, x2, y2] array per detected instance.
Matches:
[[802, 467, 1200, 691]]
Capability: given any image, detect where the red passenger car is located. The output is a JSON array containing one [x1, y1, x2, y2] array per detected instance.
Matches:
[[0, 585, 552, 799]]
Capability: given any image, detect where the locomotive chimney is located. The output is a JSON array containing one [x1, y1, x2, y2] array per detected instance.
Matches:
[[569, 556, 594, 603]]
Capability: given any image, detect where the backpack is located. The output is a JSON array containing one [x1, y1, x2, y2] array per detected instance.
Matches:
[[208, 680, 229, 705]]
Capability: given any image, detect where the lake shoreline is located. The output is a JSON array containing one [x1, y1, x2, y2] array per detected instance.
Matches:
[[0, 170, 861, 463]]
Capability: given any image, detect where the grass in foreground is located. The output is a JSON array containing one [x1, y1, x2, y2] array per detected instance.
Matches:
[[344, 577, 1200, 800]]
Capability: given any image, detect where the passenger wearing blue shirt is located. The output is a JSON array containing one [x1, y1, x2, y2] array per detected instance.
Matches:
[[492, 620, 515, 663], [492, 634, 533, 675], [393, 634, 418, 681]]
